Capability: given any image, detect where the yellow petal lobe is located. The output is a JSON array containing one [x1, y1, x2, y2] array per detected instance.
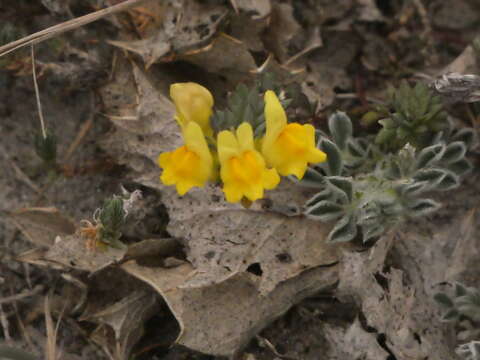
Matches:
[[218, 122, 280, 203], [262, 92, 327, 179], [170, 82, 214, 137], [158, 122, 214, 196]]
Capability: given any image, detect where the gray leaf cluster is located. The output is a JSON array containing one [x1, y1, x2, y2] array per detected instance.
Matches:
[[434, 283, 480, 323], [457, 341, 480, 360], [301, 108, 474, 244]]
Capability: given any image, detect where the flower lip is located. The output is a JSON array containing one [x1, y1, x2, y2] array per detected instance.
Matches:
[[261, 90, 327, 179], [218, 122, 280, 203], [158, 121, 214, 196]]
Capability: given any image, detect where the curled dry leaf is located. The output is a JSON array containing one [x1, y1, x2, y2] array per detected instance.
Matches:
[[108, 0, 228, 68], [177, 33, 257, 83], [229, 13, 269, 52], [337, 233, 457, 359], [100, 58, 180, 180], [264, 2, 302, 63], [42, 234, 126, 272], [161, 182, 339, 295], [323, 319, 389, 358], [83, 291, 159, 360], [9, 207, 76, 247], [122, 259, 339, 357], [441, 37, 480, 75]]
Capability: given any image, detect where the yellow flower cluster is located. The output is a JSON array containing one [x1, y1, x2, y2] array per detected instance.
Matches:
[[158, 83, 327, 203]]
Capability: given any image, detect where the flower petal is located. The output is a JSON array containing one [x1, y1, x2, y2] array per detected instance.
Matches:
[[157, 122, 214, 196], [176, 180, 197, 196], [244, 184, 264, 202], [263, 90, 287, 152], [218, 130, 240, 164], [262, 168, 280, 189], [183, 122, 212, 166], [236, 122, 255, 151], [223, 184, 244, 203], [170, 82, 214, 136], [158, 152, 171, 168]]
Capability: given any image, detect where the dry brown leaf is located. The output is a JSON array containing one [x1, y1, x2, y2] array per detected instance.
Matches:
[[264, 2, 302, 63], [229, 14, 269, 52], [100, 59, 179, 182], [122, 259, 338, 357], [177, 33, 258, 83], [337, 233, 457, 359], [442, 42, 479, 75], [355, 0, 385, 22], [43, 234, 126, 272], [161, 182, 339, 295], [431, 0, 478, 30], [234, 0, 271, 19], [83, 291, 159, 360], [323, 319, 390, 358], [9, 207, 76, 247], [109, 1, 228, 68], [302, 62, 351, 111]]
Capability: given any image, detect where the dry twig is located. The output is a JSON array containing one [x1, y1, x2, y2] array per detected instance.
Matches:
[[0, 144, 41, 194], [31, 46, 46, 139], [0, 285, 44, 306], [0, 0, 152, 57]]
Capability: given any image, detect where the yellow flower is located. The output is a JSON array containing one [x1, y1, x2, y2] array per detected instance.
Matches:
[[218, 122, 280, 203], [158, 122, 214, 195], [170, 82, 214, 137], [261, 90, 327, 179]]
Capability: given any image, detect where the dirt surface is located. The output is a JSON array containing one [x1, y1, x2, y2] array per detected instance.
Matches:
[[1, 0, 480, 359]]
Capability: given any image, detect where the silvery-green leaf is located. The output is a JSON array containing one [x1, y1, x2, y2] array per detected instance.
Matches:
[[305, 200, 344, 222], [434, 293, 454, 308], [292, 168, 324, 188], [416, 143, 445, 169], [375, 128, 395, 144], [375, 192, 397, 207], [456, 292, 480, 320], [379, 117, 395, 128], [362, 224, 385, 242], [452, 127, 476, 150], [327, 214, 357, 243], [357, 204, 380, 225], [318, 138, 343, 176], [448, 159, 472, 176], [441, 308, 459, 322], [381, 202, 404, 216], [456, 283, 468, 297], [386, 159, 402, 179], [407, 198, 441, 216], [434, 171, 459, 191], [442, 141, 466, 164], [346, 139, 366, 157], [326, 176, 353, 202], [396, 181, 428, 196], [305, 189, 332, 207], [328, 111, 352, 150], [413, 168, 447, 187]]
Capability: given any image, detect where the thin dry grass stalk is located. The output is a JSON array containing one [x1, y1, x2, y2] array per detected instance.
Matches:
[[0, 0, 153, 57]]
